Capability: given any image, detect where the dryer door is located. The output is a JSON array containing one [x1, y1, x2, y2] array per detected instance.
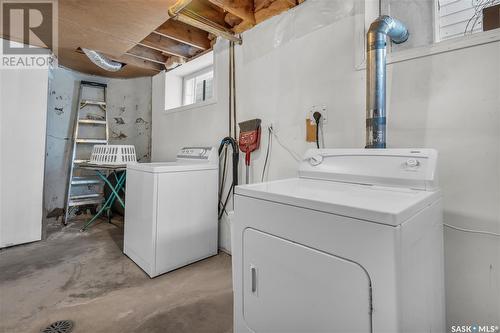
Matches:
[[243, 228, 372, 333]]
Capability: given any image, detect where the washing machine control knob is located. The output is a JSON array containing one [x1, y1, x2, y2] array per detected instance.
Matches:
[[406, 158, 419, 168], [309, 155, 323, 166]]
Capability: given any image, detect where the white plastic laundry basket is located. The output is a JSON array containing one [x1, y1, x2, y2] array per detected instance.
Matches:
[[90, 145, 137, 165]]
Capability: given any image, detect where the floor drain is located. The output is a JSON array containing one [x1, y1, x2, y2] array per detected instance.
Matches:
[[41, 320, 74, 333]]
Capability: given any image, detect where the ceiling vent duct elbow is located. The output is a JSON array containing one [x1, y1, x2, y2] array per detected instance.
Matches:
[[366, 15, 408, 149], [82, 48, 123, 72]]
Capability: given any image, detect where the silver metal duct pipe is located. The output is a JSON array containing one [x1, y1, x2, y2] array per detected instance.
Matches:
[[366, 15, 408, 148], [82, 48, 123, 72]]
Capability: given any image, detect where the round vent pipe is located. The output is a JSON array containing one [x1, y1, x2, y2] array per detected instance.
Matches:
[[366, 15, 408, 148], [82, 48, 123, 72]]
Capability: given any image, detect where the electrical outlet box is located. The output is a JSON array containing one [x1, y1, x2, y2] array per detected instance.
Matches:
[[269, 121, 279, 133], [261, 120, 279, 134], [308, 105, 328, 125]]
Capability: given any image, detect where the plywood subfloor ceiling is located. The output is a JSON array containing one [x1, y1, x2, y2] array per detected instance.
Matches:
[[3, 0, 305, 78]]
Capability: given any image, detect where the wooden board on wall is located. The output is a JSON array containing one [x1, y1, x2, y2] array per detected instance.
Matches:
[[305, 118, 317, 143]]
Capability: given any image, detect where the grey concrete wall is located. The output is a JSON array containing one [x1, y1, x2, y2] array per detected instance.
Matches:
[[43, 66, 152, 227]]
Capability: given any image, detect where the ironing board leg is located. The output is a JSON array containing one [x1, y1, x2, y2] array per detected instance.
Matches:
[[100, 171, 126, 208], [113, 172, 127, 195], [104, 172, 126, 223], [80, 171, 126, 231], [80, 192, 113, 231]]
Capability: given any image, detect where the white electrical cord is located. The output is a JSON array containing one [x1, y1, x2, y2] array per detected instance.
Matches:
[[269, 127, 301, 162], [319, 122, 325, 149], [444, 224, 500, 237], [261, 127, 272, 182]]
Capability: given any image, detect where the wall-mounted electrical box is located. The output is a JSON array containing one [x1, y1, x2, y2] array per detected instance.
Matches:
[[308, 105, 327, 124], [305, 105, 327, 143]]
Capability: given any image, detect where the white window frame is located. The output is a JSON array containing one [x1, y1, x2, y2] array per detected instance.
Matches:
[[182, 66, 214, 106], [355, 0, 500, 70], [164, 51, 217, 114]]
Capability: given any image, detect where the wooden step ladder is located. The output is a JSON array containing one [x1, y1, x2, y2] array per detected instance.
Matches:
[[64, 81, 109, 224]]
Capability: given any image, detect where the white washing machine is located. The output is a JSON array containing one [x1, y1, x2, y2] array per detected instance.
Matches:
[[124, 147, 218, 278], [232, 149, 445, 333]]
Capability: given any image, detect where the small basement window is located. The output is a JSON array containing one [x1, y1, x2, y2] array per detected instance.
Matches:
[[165, 51, 215, 113], [183, 67, 214, 105]]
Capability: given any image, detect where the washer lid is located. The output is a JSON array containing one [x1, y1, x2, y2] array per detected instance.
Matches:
[[235, 178, 440, 226], [128, 146, 218, 173], [127, 160, 217, 173]]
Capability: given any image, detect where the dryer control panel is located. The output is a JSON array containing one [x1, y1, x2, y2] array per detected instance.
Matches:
[[177, 147, 217, 163], [300, 148, 439, 191]]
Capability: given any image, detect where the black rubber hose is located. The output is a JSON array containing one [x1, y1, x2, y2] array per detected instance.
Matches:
[[218, 137, 239, 186], [219, 146, 228, 203], [313, 112, 322, 149], [232, 149, 239, 186], [217, 137, 239, 218]]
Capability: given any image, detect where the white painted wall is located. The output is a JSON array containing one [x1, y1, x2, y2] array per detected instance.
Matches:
[[152, 0, 500, 327], [0, 66, 48, 247], [165, 74, 183, 110]]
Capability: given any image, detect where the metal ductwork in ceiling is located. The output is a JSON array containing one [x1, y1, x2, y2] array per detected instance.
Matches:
[[82, 48, 123, 72]]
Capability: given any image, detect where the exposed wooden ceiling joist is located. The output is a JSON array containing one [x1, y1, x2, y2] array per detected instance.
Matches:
[[254, 0, 299, 12], [139, 33, 201, 59], [154, 20, 211, 50], [207, 0, 255, 24], [2, 0, 305, 77], [54, 0, 178, 77], [116, 54, 164, 72], [126, 45, 169, 65], [184, 0, 229, 28]]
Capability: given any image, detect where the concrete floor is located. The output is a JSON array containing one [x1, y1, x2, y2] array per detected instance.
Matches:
[[0, 218, 233, 333]]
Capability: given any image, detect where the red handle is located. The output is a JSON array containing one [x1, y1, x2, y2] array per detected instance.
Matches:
[[245, 152, 251, 166]]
